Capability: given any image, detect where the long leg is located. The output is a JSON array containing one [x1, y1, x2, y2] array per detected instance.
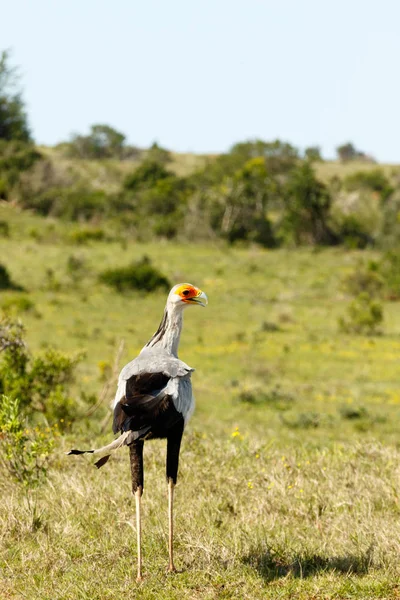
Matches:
[[129, 441, 144, 581], [166, 420, 184, 573]]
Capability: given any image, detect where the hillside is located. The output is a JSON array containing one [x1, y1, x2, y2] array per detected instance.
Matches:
[[39, 144, 398, 189]]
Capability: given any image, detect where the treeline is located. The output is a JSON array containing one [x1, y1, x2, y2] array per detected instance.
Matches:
[[1, 49, 400, 249]]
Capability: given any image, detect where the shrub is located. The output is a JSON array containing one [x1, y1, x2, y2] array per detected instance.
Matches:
[[0, 140, 41, 199], [282, 162, 336, 246], [0, 394, 59, 529], [64, 124, 127, 159], [66, 254, 87, 283], [0, 219, 10, 237], [0, 50, 32, 143], [281, 411, 321, 429], [341, 261, 384, 297], [0, 395, 56, 488], [99, 256, 170, 293], [68, 226, 106, 245], [338, 292, 383, 335], [0, 263, 23, 290], [343, 169, 393, 200], [1, 294, 37, 315], [304, 146, 322, 162], [0, 317, 82, 421], [379, 250, 400, 300], [235, 385, 293, 410], [123, 160, 171, 192], [337, 215, 373, 249]]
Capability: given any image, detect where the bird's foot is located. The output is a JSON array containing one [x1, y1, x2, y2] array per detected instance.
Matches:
[[167, 564, 177, 574], [136, 572, 144, 583]]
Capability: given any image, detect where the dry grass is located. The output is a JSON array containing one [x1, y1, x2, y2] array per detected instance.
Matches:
[[1, 435, 400, 599]]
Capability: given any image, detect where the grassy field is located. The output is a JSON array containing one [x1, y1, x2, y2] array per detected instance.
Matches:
[[1, 205, 400, 599]]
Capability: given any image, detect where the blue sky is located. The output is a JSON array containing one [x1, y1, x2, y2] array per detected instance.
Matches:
[[3, 0, 400, 161]]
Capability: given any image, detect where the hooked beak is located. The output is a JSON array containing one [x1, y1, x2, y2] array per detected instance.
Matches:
[[187, 290, 208, 307]]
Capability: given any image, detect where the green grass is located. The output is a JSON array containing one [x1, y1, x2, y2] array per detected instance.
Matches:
[[1, 205, 400, 598]]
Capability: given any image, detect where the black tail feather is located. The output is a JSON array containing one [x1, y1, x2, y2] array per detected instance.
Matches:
[[67, 449, 94, 455], [94, 454, 111, 469]]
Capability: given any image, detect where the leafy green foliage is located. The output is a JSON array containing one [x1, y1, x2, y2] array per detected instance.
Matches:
[[0, 263, 23, 290], [304, 146, 322, 161], [344, 169, 393, 200], [0, 317, 82, 421], [123, 160, 171, 192], [282, 162, 336, 245], [0, 140, 41, 199], [339, 292, 383, 335], [146, 141, 172, 165], [0, 394, 56, 488], [122, 160, 192, 238], [336, 215, 373, 249], [379, 250, 400, 300], [21, 184, 112, 221], [68, 226, 106, 244], [336, 142, 373, 162], [341, 260, 384, 297], [0, 50, 31, 143], [99, 255, 170, 292], [1, 294, 37, 316], [0, 219, 10, 236], [229, 139, 299, 174], [207, 157, 276, 246], [64, 124, 134, 159]]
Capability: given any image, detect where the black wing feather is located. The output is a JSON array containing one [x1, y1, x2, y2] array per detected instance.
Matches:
[[113, 372, 181, 438]]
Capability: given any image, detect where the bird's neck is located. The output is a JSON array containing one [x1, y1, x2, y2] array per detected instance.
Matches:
[[145, 305, 183, 357]]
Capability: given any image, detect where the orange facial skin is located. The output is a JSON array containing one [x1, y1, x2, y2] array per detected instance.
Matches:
[[175, 284, 202, 302]]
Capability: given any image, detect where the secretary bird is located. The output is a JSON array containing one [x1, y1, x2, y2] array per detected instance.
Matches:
[[68, 283, 208, 580]]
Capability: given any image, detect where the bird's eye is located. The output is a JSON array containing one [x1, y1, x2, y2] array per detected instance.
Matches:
[[182, 289, 190, 296]]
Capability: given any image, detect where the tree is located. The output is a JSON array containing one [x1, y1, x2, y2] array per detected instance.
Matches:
[[207, 157, 276, 247], [146, 142, 172, 165], [283, 162, 336, 245], [0, 50, 31, 142], [336, 142, 375, 163], [304, 146, 322, 162], [123, 160, 171, 192], [229, 139, 299, 174], [67, 124, 127, 159]]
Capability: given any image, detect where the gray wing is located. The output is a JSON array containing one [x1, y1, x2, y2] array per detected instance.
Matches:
[[119, 349, 194, 381]]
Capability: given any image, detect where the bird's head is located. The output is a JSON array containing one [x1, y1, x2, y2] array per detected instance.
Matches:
[[168, 283, 208, 308]]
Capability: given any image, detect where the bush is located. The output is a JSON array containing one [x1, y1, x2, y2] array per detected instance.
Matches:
[[1, 295, 37, 316], [338, 292, 383, 335], [64, 124, 128, 159], [379, 250, 400, 300], [0, 317, 83, 421], [0, 395, 56, 488], [0, 219, 10, 237], [341, 261, 384, 297], [29, 187, 111, 220], [336, 215, 373, 249], [343, 169, 393, 201], [0, 263, 23, 290], [0, 50, 32, 143], [0, 140, 41, 199], [282, 162, 336, 245], [235, 385, 294, 410], [99, 256, 170, 293], [68, 227, 106, 245], [66, 254, 87, 283], [123, 160, 171, 192]]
